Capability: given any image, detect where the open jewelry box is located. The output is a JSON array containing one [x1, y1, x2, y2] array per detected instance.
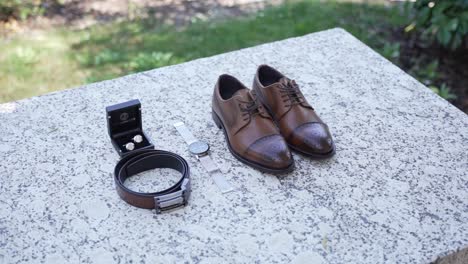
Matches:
[[106, 99, 154, 157]]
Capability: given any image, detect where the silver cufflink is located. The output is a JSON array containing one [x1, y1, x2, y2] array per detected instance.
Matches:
[[124, 135, 142, 151], [124, 142, 135, 151], [133, 134, 143, 143]]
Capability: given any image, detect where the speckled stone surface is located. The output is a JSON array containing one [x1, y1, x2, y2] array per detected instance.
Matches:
[[0, 28, 467, 264]]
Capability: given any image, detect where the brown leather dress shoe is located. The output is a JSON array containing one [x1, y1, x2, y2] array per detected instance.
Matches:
[[252, 65, 335, 158], [212, 74, 294, 173]]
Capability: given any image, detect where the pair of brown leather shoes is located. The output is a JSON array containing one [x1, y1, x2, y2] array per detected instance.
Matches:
[[212, 65, 335, 173]]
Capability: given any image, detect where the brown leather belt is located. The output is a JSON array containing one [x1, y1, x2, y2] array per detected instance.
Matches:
[[114, 149, 191, 213]]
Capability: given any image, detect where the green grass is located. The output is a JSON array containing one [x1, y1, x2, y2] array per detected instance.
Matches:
[[0, 30, 88, 102], [0, 0, 409, 103]]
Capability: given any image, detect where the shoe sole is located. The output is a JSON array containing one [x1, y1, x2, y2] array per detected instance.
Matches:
[[253, 85, 336, 159], [212, 110, 294, 174], [287, 142, 336, 159]]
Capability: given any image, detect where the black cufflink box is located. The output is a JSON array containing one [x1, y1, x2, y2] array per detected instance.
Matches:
[[106, 99, 154, 157]]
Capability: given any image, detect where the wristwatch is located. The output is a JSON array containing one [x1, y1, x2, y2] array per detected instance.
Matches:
[[174, 121, 234, 193]]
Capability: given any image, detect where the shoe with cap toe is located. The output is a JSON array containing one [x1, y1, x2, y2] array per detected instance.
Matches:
[[252, 65, 335, 158], [211, 74, 294, 173]]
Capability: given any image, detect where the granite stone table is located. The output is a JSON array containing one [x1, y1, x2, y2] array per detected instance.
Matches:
[[0, 28, 467, 264]]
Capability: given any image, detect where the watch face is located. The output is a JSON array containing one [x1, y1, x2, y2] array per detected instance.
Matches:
[[188, 141, 210, 155]]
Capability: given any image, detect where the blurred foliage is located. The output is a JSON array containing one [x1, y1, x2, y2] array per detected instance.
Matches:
[[408, 59, 457, 101], [0, 0, 62, 21], [0, 29, 87, 102], [125, 52, 182, 73], [430, 83, 457, 100], [381, 42, 401, 60], [411, 60, 440, 86], [406, 0, 468, 50]]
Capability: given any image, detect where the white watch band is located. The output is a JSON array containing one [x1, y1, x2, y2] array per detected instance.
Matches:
[[173, 121, 234, 193], [198, 155, 234, 193], [173, 122, 198, 145]]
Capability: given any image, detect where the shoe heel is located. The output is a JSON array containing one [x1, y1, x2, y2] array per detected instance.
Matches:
[[212, 111, 223, 129]]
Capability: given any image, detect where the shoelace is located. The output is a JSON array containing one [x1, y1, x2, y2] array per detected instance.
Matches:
[[237, 91, 268, 122], [279, 79, 306, 107]]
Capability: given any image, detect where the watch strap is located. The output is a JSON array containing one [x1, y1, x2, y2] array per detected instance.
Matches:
[[173, 121, 235, 193], [198, 155, 234, 193], [173, 121, 198, 145]]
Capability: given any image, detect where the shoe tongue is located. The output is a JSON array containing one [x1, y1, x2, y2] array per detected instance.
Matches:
[[232, 89, 252, 100], [278, 77, 290, 86]]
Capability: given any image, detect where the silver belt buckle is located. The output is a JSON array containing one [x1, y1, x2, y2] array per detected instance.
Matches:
[[154, 178, 191, 214]]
